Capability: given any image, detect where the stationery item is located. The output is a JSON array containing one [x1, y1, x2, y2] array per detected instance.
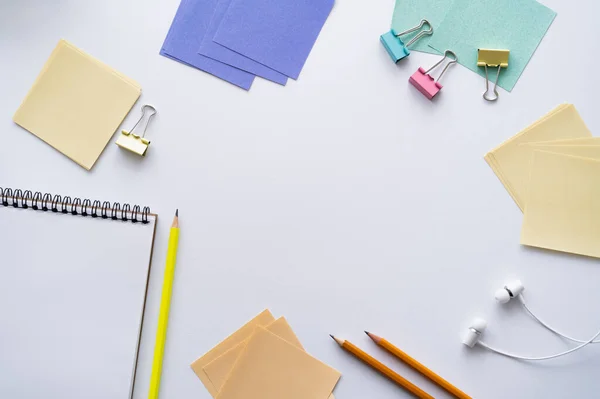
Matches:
[[365, 332, 471, 399], [0, 187, 157, 399], [117, 105, 156, 157], [484, 104, 591, 211], [197, 0, 287, 85], [428, 0, 556, 92], [391, 0, 451, 54], [521, 151, 600, 259], [521, 145, 600, 160], [148, 210, 180, 399], [330, 335, 433, 399], [409, 50, 457, 99], [380, 19, 433, 63], [202, 317, 335, 399], [216, 327, 340, 399], [477, 49, 509, 101], [13, 39, 141, 170], [212, 0, 335, 79], [521, 137, 600, 146], [191, 309, 276, 397], [161, 0, 255, 90]]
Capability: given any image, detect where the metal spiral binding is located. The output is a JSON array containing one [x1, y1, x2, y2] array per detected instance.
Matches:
[[0, 187, 150, 223]]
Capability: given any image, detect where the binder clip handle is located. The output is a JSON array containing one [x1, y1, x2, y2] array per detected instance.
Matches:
[[396, 19, 433, 47], [425, 50, 457, 83], [129, 104, 157, 138], [483, 66, 501, 101]]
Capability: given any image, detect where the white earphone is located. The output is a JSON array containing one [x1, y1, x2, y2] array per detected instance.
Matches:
[[463, 279, 600, 360]]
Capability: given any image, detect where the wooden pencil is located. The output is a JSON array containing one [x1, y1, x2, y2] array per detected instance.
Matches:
[[366, 331, 471, 399], [330, 335, 433, 399], [148, 210, 180, 399]]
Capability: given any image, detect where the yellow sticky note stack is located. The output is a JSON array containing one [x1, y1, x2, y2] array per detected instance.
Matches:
[[521, 150, 600, 258], [486, 104, 600, 258], [13, 39, 141, 170], [484, 104, 591, 211], [191, 310, 340, 399]]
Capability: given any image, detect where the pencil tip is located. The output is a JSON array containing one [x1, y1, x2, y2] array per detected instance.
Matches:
[[329, 334, 335, 340], [364, 331, 370, 336], [175, 209, 179, 217]]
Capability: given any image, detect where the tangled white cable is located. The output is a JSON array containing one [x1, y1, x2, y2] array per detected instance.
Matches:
[[462, 279, 600, 360]]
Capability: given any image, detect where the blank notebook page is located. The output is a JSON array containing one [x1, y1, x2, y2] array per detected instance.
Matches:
[[0, 206, 156, 399]]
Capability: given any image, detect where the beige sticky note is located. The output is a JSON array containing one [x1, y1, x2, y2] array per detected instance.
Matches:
[[13, 40, 141, 170], [203, 318, 303, 393], [216, 327, 341, 399], [522, 137, 600, 146], [522, 145, 600, 161], [190, 309, 275, 397], [484, 104, 591, 211], [521, 151, 600, 258], [203, 318, 336, 399]]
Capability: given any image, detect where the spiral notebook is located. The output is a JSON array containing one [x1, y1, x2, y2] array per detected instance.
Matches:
[[0, 187, 157, 399]]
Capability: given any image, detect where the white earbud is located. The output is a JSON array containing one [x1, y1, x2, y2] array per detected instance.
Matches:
[[462, 318, 487, 348], [463, 278, 600, 360], [494, 280, 524, 303]]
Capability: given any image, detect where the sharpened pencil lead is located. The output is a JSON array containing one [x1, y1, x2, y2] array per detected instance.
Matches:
[[365, 331, 370, 335], [175, 209, 179, 217]]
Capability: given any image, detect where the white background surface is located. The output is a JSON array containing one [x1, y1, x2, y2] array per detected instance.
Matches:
[[1, 0, 600, 398]]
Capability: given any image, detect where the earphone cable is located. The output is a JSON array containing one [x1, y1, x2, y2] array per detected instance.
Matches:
[[477, 324, 600, 361], [518, 294, 600, 344]]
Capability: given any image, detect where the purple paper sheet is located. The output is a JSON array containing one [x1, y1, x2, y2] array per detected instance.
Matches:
[[161, 0, 255, 90], [213, 0, 334, 80], [198, 0, 287, 85]]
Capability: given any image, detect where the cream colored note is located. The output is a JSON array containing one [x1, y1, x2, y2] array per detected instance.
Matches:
[[13, 40, 141, 170], [216, 327, 341, 399], [484, 104, 591, 211], [521, 137, 600, 146], [203, 318, 303, 393], [190, 309, 275, 397], [522, 145, 600, 161], [521, 151, 600, 258], [203, 317, 335, 399]]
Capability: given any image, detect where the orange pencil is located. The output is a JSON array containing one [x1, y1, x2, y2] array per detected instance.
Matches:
[[330, 335, 433, 399], [366, 331, 471, 399]]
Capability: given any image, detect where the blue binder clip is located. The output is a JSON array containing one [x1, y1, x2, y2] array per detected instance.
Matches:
[[380, 19, 433, 63]]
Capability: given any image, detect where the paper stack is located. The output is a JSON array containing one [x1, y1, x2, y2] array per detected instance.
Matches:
[[160, 0, 334, 90], [485, 104, 600, 258], [390, 0, 556, 92], [191, 309, 340, 399]]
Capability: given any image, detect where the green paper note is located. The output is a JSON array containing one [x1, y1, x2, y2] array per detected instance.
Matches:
[[390, 0, 454, 55], [428, 0, 556, 92]]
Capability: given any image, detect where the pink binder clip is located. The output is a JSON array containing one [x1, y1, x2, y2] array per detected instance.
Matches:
[[409, 50, 457, 100]]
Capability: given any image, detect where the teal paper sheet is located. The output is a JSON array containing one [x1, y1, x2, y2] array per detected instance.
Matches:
[[428, 0, 556, 92], [390, 0, 454, 55]]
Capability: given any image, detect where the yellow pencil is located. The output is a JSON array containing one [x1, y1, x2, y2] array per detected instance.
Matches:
[[148, 210, 180, 399], [330, 335, 433, 399], [366, 331, 471, 399]]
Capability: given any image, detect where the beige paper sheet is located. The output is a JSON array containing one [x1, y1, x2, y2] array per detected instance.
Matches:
[[484, 104, 591, 211], [190, 309, 275, 397], [523, 145, 600, 161], [203, 317, 335, 399], [521, 137, 600, 146], [521, 151, 600, 258], [216, 327, 341, 399], [13, 39, 141, 170]]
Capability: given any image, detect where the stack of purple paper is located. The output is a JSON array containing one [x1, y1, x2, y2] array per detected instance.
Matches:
[[160, 0, 335, 90]]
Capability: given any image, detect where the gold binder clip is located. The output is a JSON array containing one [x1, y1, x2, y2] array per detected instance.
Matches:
[[116, 105, 157, 156], [477, 49, 509, 102]]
